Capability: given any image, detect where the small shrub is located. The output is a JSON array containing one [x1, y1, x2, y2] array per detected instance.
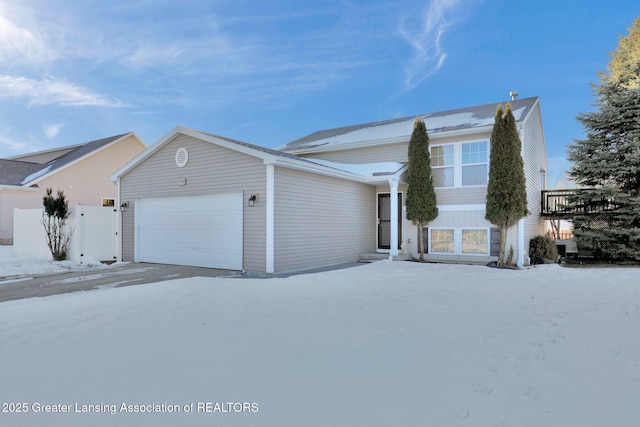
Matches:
[[41, 188, 73, 261], [505, 244, 514, 266], [529, 235, 558, 265]]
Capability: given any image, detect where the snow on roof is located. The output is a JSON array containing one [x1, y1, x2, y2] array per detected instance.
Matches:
[[280, 97, 537, 153], [308, 159, 405, 177], [20, 164, 52, 185]]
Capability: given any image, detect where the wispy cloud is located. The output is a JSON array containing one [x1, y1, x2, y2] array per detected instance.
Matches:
[[44, 123, 65, 139], [0, 8, 51, 65], [397, 0, 464, 89], [0, 75, 127, 107]]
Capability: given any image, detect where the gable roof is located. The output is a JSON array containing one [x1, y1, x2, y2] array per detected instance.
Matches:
[[111, 126, 405, 185], [0, 133, 140, 187], [279, 96, 540, 154], [0, 159, 45, 186]]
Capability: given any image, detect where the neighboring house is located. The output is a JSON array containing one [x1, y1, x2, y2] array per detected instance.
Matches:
[[111, 96, 547, 273], [0, 133, 147, 244]]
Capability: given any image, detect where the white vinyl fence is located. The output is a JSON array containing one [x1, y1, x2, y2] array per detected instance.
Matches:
[[13, 205, 118, 263]]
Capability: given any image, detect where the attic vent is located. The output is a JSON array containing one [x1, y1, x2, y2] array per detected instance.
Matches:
[[175, 147, 189, 168]]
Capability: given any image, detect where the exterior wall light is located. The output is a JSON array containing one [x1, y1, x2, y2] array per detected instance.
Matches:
[[120, 201, 129, 212], [248, 194, 257, 207]]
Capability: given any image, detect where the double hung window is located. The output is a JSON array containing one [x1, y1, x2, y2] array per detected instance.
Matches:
[[430, 140, 488, 187]]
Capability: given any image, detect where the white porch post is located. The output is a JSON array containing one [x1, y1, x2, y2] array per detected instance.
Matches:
[[266, 164, 275, 273], [389, 178, 399, 260]]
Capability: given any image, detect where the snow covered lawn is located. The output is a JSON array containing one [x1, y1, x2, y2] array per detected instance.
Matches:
[[1, 261, 639, 426]]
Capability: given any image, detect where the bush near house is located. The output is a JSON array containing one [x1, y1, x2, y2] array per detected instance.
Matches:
[[529, 235, 559, 265]]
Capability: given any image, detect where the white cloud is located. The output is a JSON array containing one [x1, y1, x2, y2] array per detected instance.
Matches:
[[0, 133, 26, 152], [43, 123, 64, 139], [0, 8, 51, 65], [397, 0, 463, 89], [0, 75, 127, 107]]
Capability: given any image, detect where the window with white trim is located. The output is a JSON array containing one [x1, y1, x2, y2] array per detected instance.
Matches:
[[461, 141, 488, 186], [430, 228, 454, 253], [430, 140, 489, 188], [430, 227, 490, 255], [462, 228, 489, 254], [430, 145, 454, 188]]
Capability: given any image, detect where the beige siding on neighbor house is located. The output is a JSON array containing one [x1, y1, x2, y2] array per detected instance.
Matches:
[[0, 134, 145, 245], [37, 134, 145, 208], [119, 134, 267, 272], [274, 167, 375, 272]]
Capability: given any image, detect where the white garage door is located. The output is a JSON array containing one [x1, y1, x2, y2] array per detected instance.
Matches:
[[136, 193, 243, 270]]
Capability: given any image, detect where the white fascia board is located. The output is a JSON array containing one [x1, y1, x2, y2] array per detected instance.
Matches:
[[267, 157, 367, 184], [30, 132, 141, 186], [112, 126, 279, 182]]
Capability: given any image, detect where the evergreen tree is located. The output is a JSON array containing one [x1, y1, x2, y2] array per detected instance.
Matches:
[[406, 118, 438, 262], [41, 188, 73, 261], [568, 80, 640, 261], [485, 104, 529, 266], [603, 17, 640, 89], [567, 17, 640, 262]]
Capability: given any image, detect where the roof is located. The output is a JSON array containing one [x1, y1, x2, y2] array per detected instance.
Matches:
[[111, 126, 406, 185], [279, 96, 539, 154], [0, 159, 44, 186], [0, 133, 135, 187]]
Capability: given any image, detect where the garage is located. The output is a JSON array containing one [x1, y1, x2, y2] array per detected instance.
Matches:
[[135, 193, 243, 270]]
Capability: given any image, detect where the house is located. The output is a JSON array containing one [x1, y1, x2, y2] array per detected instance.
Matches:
[[0, 133, 147, 244], [111, 96, 547, 273]]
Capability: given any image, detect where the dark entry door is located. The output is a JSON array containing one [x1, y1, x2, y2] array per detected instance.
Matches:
[[377, 193, 402, 250]]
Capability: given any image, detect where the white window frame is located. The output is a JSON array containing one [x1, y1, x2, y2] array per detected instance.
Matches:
[[430, 139, 489, 189], [429, 227, 455, 254], [430, 144, 455, 188], [461, 227, 490, 255], [461, 140, 489, 187], [430, 227, 491, 256]]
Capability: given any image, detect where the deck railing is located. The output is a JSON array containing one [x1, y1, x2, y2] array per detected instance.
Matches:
[[541, 189, 618, 218]]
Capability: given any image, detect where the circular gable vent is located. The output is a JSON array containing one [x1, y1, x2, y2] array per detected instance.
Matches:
[[175, 147, 189, 167]]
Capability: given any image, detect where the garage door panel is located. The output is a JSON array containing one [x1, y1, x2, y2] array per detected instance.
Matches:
[[136, 193, 243, 270]]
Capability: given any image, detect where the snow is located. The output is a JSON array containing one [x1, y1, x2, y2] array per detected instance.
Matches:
[[0, 255, 111, 278], [291, 106, 529, 151], [1, 261, 639, 426], [20, 164, 52, 185], [308, 159, 405, 177]]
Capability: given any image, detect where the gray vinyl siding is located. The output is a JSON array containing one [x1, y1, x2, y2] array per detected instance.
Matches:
[[119, 134, 266, 271], [520, 102, 548, 258], [301, 142, 409, 163], [435, 187, 486, 205], [274, 167, 375, 272]]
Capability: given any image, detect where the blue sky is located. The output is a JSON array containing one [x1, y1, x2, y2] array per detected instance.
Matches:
[[0, 0, 638, 187]]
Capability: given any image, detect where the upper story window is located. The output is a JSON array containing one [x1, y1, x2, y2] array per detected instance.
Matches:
[[431, 145, 454, 187], [461, 141, 488, 186], [430, 140, 489, 188]]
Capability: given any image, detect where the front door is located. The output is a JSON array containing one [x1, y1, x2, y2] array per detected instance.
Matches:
[[377, 193, 402, 250]]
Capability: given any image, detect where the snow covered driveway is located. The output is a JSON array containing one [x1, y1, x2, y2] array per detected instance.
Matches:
[[1, 261, 639, 426]]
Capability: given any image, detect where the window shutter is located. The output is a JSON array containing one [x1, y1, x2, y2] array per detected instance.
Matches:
[[418, 227, 429, 253], [490, 228, 501, 256]]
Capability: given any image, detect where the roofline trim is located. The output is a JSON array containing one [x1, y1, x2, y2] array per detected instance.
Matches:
[[27, 132, 143, 186]]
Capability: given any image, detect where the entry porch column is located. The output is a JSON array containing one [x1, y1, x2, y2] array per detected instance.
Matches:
[[389, 178, 399, 260]]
